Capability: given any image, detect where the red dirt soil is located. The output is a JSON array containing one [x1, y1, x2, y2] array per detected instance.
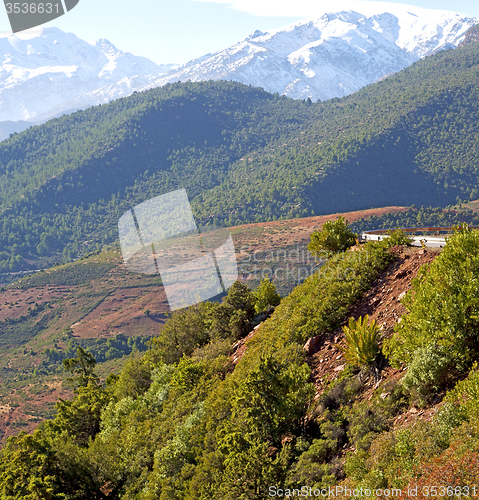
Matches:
[[71, 287, 170, 338], [0, 286, 71, 322], [0, 381, 71, 444], [231, 206, 408, 257]]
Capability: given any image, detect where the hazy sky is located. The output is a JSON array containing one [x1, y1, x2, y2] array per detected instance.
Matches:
[[1, 0, 478, 64]]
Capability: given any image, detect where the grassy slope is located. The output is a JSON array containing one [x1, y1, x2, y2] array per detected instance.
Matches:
[[0, 205, 409, 443]]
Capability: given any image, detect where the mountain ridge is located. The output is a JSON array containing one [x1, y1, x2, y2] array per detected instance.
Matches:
[[0, 6, 476, 139], [138, 7, 477, 101], [0, 27, 175, 123]]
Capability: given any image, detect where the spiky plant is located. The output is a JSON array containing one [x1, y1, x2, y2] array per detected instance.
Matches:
[[339, 315, 381, 379]]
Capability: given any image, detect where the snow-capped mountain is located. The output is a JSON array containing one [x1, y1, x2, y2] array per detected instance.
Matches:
[[0, 27, 175, 123], [0, 5, 477, 140], [141, 5, 477, 101]]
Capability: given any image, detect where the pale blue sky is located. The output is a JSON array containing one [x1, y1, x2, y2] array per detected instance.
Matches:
[[1, 0, 478, 64]]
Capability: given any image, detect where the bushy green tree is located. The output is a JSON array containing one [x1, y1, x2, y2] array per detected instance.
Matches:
[[152, 303, 212, 364], [54, 382, 110, 446], [151, 286, 257, 363], [229, 352, 314, 445], [384, 229, 412, 247], [253, 278, 281, 314], [286, 438, 339, 490], [62, 346, 98, 390], [223, 281, 255, 319], [444, 363, 479, 426], [0, 429, 97, 499], [401, 343, 455, 400], [0, 349, 107, 498], [308, 216, 357, 258]]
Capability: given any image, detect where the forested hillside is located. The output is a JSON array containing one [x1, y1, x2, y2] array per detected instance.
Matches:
[[1, 35, 479, 272], [2, 228, 479, 497]]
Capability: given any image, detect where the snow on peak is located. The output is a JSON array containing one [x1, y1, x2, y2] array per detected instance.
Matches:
[[91, 38, 118, 53], [0, 4, 477, 134], [139, 5, 477, 101], [0, 27, 164, 122]]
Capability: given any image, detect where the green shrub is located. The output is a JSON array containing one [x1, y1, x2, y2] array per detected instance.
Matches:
[[347, 403, 390, 451], [401, 343, 455, 400], [384, 229, 413, 247], [445, 364, 479, 426], [230, 353, 314, 444], [152, 303, 212, 364], [433, 402, 468, 448], [287, 438, 340, 489], [385, 226, 479, 372], [318, 372, 361, 412], [223, 281, 255, 319]]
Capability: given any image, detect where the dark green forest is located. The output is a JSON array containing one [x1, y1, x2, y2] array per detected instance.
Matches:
[[1, 38, 479, 272]]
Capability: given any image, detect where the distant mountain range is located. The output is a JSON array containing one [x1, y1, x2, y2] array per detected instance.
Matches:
[[144, 6, 477, 101], [0, 27, 177, 138], [0, 5, 477, 139]]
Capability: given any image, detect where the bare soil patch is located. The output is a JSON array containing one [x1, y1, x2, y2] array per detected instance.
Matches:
[[0, 286, 71, 322], [0, 382, 71, 444], [71, 286, 170, 338]]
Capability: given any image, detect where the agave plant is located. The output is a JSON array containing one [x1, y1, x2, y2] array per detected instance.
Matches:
[[339, 315, 381, 380]]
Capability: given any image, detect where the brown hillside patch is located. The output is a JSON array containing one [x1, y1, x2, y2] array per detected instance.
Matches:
[[0, 381, 71, 444], [70, 286, 170, 338], [461, 198, 479, 213], [230, 206, 408, 257], [0, 286, 71, 322]]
